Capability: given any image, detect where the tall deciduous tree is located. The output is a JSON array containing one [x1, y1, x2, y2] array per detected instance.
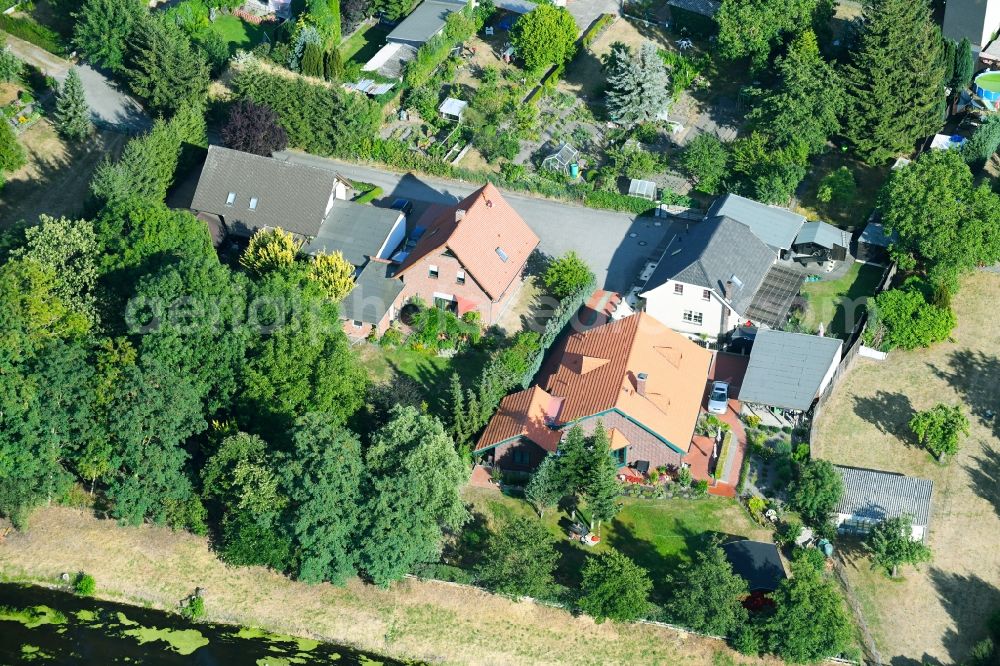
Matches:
[[715, 0, 819, 70], [765, 558, 853, 663], [221, 100, 288, 157], [360, 406, 468, 586], [865, 516, 932, 577], [54, 68, 92, 142], [681, 133, 729, 194], [11, 215, 99, 328], [125, 16, 210, 116], [877, 149, 1000, 290], [605, 41, 672, 129], [0, 119, 26, 188], [0, 36, 22, 83], [578, 548, 652, 623], [511, 3, 577, 73], [280, 414, 363, 584], [103, 358, 206, 525], [842, 0, 945, 163], [73, 0, 146, 74], [789, 458, 844, 528], [909, 403, 969, 460], [666, 542, 749, 635], [748, 30, 843, 156], [238, 269, 367, 441], [476, 516, 559, 598]]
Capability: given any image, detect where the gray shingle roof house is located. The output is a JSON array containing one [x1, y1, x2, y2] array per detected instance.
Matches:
[[738, 330, 842, 411], [642, 215, 776, 315], [708, 193, 806, 256], [386, 0, 468, 48], [303, 201, 405, 266], [835, 466, 934, 541], [191, 146, 346, 239], [721, 540, 787, 593], [942, 0, 1000, 52], [341, 259, 405, 327]]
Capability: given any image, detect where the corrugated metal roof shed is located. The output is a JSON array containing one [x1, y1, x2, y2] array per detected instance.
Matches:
[[835, 466, 934, 528], [738, 329, 842, 410]]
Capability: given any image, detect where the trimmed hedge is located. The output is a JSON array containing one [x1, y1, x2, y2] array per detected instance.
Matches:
[[0, 15, 67, 56], [354, 185, 383, 204], [580, 13, 614, 49], [583, 190, 658, 214]]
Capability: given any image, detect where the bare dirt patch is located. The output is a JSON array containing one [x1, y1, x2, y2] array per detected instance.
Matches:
[[0, 121, 127, 225], [812, 271, 1000, 664], [0, 506, 793, 666]]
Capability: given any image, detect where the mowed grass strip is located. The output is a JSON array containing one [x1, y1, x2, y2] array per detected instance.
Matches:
[[0, 506, 785, 666]]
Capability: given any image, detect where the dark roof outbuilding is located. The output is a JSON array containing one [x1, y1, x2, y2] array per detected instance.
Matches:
[[721, 540, 787, 592], [340, 260, 405, 325], [303, 201, 404, 266]]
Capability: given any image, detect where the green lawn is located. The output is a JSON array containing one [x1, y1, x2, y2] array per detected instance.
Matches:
[[209, 16, 274, 55], [463, 488, 770, 602], [361, 345, 489, 416], [800, 262, 884, 339], [341, 23, 391, 65]]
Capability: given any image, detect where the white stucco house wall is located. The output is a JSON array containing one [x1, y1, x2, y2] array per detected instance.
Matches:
[[640, 215, 777, 338]]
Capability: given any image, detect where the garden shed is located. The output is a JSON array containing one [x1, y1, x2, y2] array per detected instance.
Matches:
[[628, 178, 658, 202], [438, 97, 468, 122], [791, 221, 850, 263], [738, 329, 842, 412], [721, 540, 787, 593], [541, 142, 579, 175], [855, 220, 898, 265], [834, 466, 934, 542]]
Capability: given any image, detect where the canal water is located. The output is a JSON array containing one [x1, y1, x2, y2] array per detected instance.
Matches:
[[0, 582, 410, 665]]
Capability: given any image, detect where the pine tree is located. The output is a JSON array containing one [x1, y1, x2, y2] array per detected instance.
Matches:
[[842, 0, 945, 163], [55, 68, 93, 142], [583, 424, 621, 535], [525, 455, 561, 518], [301, 42, 324, 78], [448, 373, 470, 447], [324, 48, 344, 81], [125, 17, 209, 116], [951, 37, 974, 95], [606, 41, 672, 129]]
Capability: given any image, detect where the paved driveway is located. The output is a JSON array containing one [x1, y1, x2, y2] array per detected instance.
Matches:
[[274, 151, 669, 293], [2, 32, 149, 132]]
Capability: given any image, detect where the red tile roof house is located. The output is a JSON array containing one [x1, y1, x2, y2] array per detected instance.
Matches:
[[346, 183, 540, 338], [474, 312, 713, 475]]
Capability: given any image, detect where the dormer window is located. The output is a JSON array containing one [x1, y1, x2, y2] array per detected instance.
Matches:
[[226, 192, 236, 206], [249, 197, 259, 210]]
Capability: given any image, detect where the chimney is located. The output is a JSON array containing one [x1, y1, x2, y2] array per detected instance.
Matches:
[[455, 209, 465, 222], [724, 280, 733, 299], [636, 372, 648, 397]]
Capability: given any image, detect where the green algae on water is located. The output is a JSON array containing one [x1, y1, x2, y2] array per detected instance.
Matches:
[[122, 626, 210, 655], [0, 605, 67, 628]]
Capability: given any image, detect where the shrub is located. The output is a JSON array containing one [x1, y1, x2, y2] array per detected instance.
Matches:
[[816, 166, 856, 205], [180, 595, 205, 620], [677, 466, 692, 486], [692, 479, 709, 497], [73, 573, 96, 596], [543, 251, 595, 299], [865, 279, 956, 351], [680, 132, 728, 194], [379, 327, 403, 348], [581, 13, 614, 48]]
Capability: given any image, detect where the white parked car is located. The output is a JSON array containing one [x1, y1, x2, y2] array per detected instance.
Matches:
[[707, 381, 729, 414]]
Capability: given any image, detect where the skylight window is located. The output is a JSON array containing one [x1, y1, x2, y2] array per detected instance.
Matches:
[[495, 247, 509, 262], [249, 197, 259, 210], [226, 192, 236, 206]]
